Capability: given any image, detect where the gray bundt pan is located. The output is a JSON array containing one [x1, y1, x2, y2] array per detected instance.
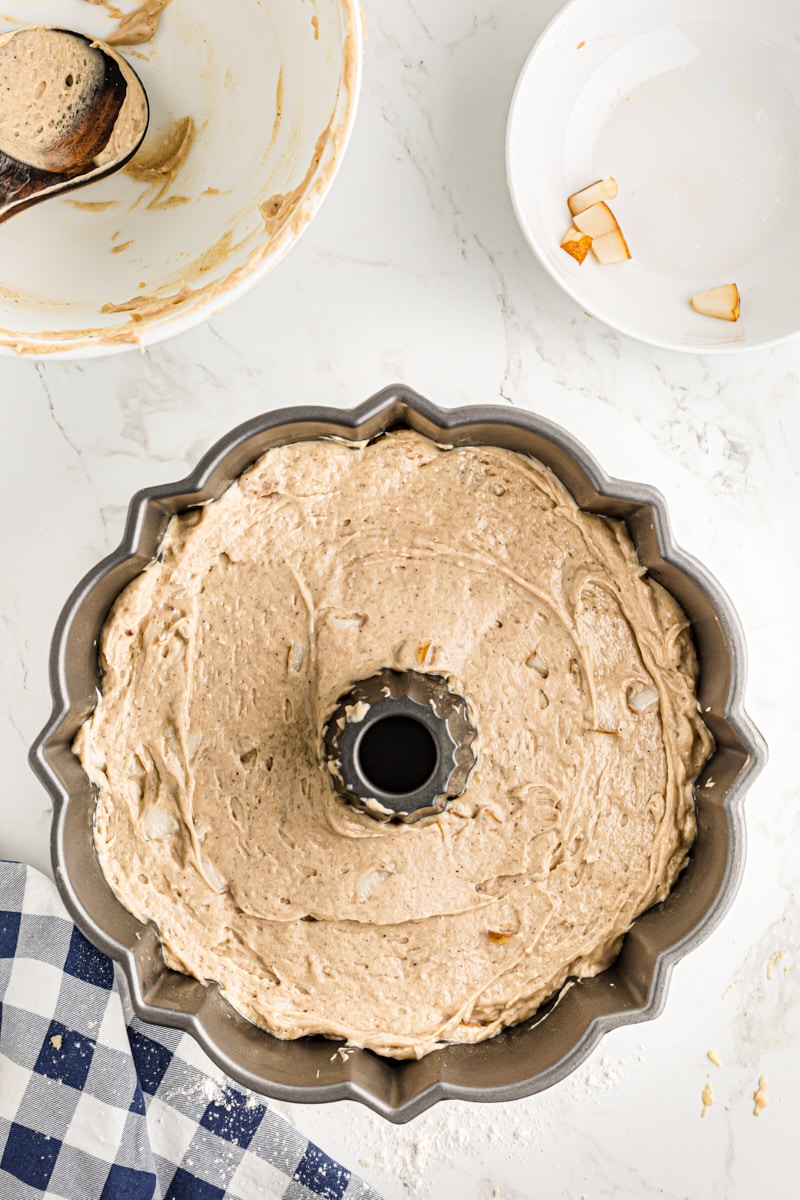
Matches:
[[30, 385, 766, 1122]]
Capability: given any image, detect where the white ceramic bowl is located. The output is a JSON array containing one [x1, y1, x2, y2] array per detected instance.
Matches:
[[0, 0, 362, 358], [507, 0, 800, 353]]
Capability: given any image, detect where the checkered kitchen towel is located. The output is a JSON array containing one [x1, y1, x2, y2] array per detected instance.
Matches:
[[0, 862, 382, 1200]]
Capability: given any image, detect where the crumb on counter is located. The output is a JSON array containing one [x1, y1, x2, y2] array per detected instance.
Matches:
[[701, 1081, 714, 1118], [753, 1075, 768, 1117]]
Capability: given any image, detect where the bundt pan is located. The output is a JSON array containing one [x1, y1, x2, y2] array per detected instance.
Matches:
[[30, 385, 766, 1122]]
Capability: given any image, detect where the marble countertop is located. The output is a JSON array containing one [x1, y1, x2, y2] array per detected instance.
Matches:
[[0, 1, 795, 1196]]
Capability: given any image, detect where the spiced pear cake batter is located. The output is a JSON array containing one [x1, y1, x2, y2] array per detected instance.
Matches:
[[75, 431, 713, 1058]]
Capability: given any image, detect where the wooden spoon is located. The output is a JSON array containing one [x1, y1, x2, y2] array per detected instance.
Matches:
[[0, 25, 149, 224]]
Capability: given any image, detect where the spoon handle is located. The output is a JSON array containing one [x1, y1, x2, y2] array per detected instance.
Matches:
[[0, 151, 71, 224]]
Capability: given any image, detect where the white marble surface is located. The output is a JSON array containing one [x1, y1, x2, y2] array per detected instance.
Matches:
[[0, 1, 796, 1196]]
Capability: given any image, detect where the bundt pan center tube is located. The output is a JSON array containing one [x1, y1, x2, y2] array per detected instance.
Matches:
[[323, 668, 477, 822], [30, 385, 766, 1122]]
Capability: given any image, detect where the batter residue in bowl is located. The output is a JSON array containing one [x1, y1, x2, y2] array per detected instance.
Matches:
[[75, 431, 713, 1058], [123, 114, 194, 208], [104, 0, 173, 48]]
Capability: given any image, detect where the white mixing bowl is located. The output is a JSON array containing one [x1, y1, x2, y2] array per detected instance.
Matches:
[[507, 0, 800, 352], [0, 0, 362, 358]]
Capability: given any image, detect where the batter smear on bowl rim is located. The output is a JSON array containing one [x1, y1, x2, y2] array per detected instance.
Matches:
[[75, 430, 713, 1059]]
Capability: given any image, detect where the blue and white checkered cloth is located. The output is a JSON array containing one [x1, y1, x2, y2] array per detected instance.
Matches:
[[0, 863, 382, 1200]]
